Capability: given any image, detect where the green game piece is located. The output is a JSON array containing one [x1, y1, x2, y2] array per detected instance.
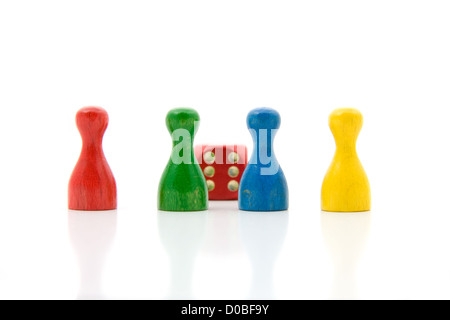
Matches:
[[158, 108, 208, 211]]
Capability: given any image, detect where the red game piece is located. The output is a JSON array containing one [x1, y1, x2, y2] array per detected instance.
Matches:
[[194, 145, 248, 200], [68, 107, 117, 211]]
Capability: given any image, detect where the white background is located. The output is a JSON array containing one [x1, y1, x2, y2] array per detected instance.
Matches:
[[0, 0, 450, 299]]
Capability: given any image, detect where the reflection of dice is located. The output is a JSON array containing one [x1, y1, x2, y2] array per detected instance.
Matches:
[[194, 145, 248, 200]]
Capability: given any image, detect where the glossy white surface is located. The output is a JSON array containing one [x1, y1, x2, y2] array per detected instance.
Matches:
[[1, 0, 450, 299], [0, 200, 449, 300]]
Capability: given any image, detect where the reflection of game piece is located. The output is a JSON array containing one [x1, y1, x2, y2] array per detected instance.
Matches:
[[68, 211, 117, 299], [157, 211, 207, 299], [194, 145, 248, 200], [158, 108, 208, 211], [321, 108, 371, 212], [239, 211, 289, 299], [68, 107, 117, 211], [239, 108, 288, 211], [321, 212, 371, 299]]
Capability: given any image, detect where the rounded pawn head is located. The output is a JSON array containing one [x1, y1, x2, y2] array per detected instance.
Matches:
[[247, 107, 281, 131], [166, 108, 200, 137], [329, 108, 363, 146], [76, 106, 109, 140]]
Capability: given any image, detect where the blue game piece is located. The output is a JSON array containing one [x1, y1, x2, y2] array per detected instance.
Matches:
[[238, 108, 289, 211]]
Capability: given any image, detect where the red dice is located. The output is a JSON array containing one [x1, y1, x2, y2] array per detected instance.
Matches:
[[194, 145, 248, 200]]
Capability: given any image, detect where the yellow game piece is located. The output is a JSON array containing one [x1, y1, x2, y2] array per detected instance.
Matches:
[[321, 108, 371, 212]]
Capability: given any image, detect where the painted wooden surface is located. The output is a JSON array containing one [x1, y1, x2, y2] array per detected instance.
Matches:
[[321, 108, 371, 212], [158, 108, 208, 212], [238, 108, 289, 211], [194, 145, 248, 200], [68, 107, 117, 211]]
